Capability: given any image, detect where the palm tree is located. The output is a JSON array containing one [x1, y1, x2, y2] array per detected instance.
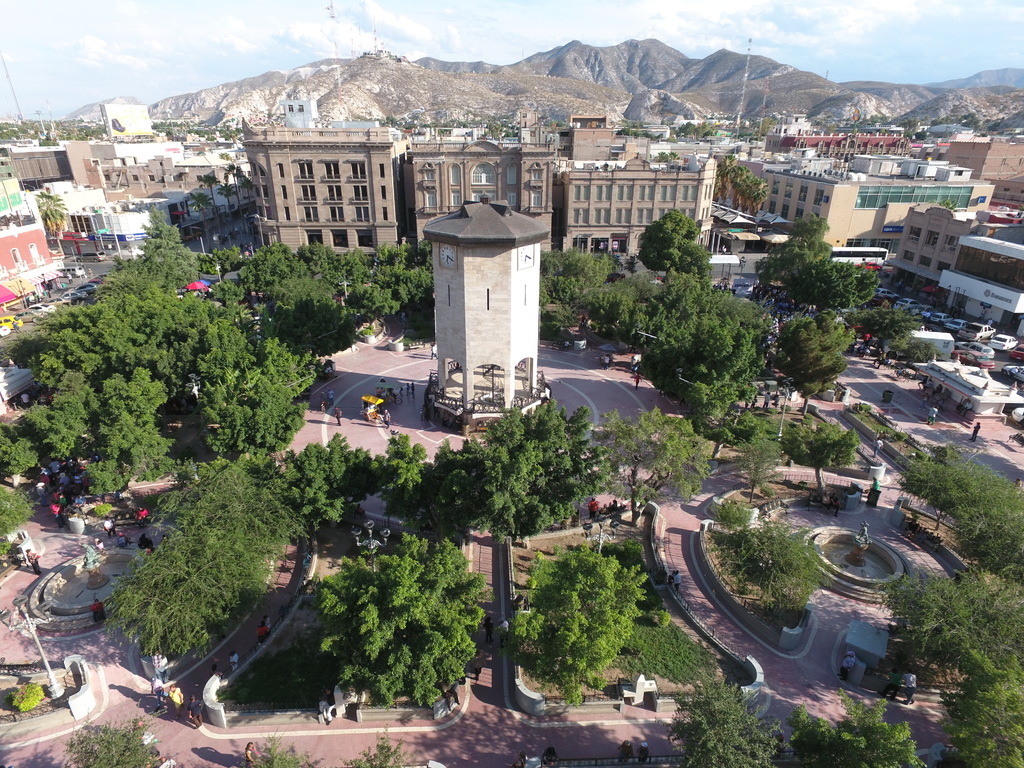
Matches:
[[198, 172, 222, 224], [218, 182, 238, 218], [189, 190, 213, 245], [714, 154, 740, 205], [35, 191, 67, 240]]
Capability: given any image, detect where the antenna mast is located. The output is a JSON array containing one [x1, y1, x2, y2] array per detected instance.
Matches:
[[0, 50, 24, 123], [325, 2, 342, 118], [735, 38, 752, 133]]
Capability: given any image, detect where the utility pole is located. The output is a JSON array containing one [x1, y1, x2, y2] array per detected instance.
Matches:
[[0, 50, 23, 122], [735, 38, 752, 134]]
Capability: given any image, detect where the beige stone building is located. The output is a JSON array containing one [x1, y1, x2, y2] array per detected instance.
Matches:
[[243, 125, 408, 250], [945, 138, 1024, 181], [891, 204, 974, 291], [404, 140, 555, 243]]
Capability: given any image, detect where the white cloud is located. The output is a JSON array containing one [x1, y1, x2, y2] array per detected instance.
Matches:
[[74, 36, 151, 71]]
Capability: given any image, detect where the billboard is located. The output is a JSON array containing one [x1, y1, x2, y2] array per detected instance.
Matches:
[[0, 179, 24, 215], [101, 103, 154, 138]]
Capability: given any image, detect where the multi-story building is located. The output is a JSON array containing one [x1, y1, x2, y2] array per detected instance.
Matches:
[[2, 145, 72, 190], [891, 204, 974, 292], [939, 234, 1024, 333], [244, 124, 408, 251], [765, 114, 911, 159], [554, 155, 716, 255], [404, 140, 556, 243], [945, 138, 1024, 181], [760, 159, 994, 252], [0, 181, 64, 308]]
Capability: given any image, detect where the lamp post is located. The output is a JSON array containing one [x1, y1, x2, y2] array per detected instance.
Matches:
[[352, 520, 390, 571], [582, 519, 619, 554], [776, 378, 795, 440], [3, 596, 64, 698]]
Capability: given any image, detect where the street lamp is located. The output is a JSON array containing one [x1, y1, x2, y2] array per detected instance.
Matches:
[[582, 519, 619, 553], [188, 373, 201, 398], [776, 378, 795, 440], [2, 596, 65, 698], [352, 520, 390, 571]]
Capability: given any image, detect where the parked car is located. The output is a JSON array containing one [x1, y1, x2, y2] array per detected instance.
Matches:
[[944, 318, 970, 334], [957, 352, 997, 369], [77, 283, 98, 295], [27, 303, 56, 314], [66, 266, 87, 278], [925, 312, 954, 327], [0, 315, 23, 331], [605, 272, 626, 284], [1003, 365, 1024, 383], [989, 334, 1019, 351], [0, 324, 12, 337], [87, 277, 106, 285], [874, 288, 899, 300], [1010, 347, 1024, 362], [958, 323, 997, 342], [953, 341, 996, 360], [60, 290, 89, 303]]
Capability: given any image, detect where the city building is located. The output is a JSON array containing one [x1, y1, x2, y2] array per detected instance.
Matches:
[[891, 204, 975, 292], [939, 234, 1024, 333], [2, 145, 72, 190], [0, 183, 65, 308], [760, 158, 994, 251], [243, 123, 408, 251], [945, 138, 1024, 181], [765, 114, 911, 159]]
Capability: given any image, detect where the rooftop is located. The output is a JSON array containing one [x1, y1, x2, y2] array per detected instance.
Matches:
[[423, 200, 548, 246]]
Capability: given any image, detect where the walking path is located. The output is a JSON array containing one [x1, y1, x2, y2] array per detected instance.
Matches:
[[0, 338, 982, 767]]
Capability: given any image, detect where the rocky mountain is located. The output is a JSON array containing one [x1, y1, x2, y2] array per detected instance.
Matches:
[[70, 39, 1024, 128], [65, 96, 145, 122], [928, 68, 1024, 90]]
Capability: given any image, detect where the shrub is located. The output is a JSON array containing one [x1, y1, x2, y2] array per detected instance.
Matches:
[[651, 609, 672, 627], [716, 500, 753, 531], [93, 503, 113, 517], [6, 682, 45, 712]]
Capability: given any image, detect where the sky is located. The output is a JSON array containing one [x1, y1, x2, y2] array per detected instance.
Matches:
[[3, 0, 1024, 118]]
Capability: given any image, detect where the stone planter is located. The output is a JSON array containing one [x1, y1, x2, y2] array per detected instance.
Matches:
[[67, 517, 86, 535], [358, 333, 380, 345], [388, 340, 405, 352]]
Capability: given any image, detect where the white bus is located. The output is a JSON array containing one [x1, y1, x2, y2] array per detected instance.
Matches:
[[830, 247, 889, 270]]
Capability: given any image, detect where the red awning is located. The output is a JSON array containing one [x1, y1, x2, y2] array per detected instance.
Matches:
[[0, 286, 17, 305]]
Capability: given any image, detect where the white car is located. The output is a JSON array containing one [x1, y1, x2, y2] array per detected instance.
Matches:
[[1004, 366, 1024, 383], [0, 325, 12, 337], [27, 303, 55, 314], [989, 334, 1019, 351], [953, 341, 995, 360]]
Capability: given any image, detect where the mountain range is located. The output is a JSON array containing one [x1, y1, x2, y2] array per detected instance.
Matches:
[[67, 39, 1024, 130]]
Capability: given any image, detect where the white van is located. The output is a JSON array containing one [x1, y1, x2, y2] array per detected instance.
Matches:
[[912, 330, 955, 359], [66, 267, 87, 278]]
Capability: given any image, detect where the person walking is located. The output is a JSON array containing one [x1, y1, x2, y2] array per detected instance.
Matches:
[[327, 388, 335, 407], [187, 694, 204, 727], [927, 406, 938, 426], [971, 421, 981, 442], [333, 406, 342, 426], [498, 617, 509, 647], [880, 670, 902, 700], [151, 676, 166, 714], [152, 652, 169, 683], [902, 671, 917, 704], [637, 742, 650, 764], [25, 550, 41, 575], [618, 740, 634, 762], [471, 649, 484, 681], [839, 651, 857, 681], [873, 438, 883, 457], [229, 650, 239, 672], [633, 373, 642, 390], [430, 343, 437, 360], [167, 683, 185, 719], [483, 614, 494, 643], [256, 620, 269, 646], [244, 742, 260, 768]]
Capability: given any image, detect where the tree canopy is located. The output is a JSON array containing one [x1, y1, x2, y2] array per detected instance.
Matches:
[[509, 545, 645, 705], [774, 312, 853, 397], [317, 536, 486, 706], [781, 421, 860, 495], [756, 216, 832, 287], [637, 210, 711, 280], [64, 719, 162, 768], [944, 653, 1024, 768]]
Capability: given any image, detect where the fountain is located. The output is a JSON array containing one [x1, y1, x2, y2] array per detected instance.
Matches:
[[810, 525, 908, 602], [83, 543, 109, 589]]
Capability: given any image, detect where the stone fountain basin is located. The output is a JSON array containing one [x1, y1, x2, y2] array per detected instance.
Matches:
[[810, 527, 907, 591], [40, 551, 138, 616]]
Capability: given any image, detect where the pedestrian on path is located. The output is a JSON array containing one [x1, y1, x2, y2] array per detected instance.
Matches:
[[483, 614, 494, 643], [25, 550, 41, 575], [618, 740, 634, 762], [971, 421, 981, 442], [333, 406, 342, 426], [637, 742, 650, 764], [873, 438, 883, 457], [902, 671, 917, 705], [257, 620, 269, 645], [839, 651, 857, 680], [633, 373, 642, 390], [430, 343, 437, 359], [498, 617, 509, 647], [880, 670, 901, 700], [152, 652, 169, 683], [229, 650, 239, 672], [245, 742, 260, 768], [471, 649, 484, 681], [151, 676, 166, 714], [927, 406, 938, 425], [167, 683, 184, 719], [187, 694, 203, 727], [327, 388, 335, 406]]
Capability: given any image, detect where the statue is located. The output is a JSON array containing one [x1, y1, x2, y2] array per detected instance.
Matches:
[[846, 521, 872, 568], [83, 544, 101, 571], [855, 521, 871, 548]]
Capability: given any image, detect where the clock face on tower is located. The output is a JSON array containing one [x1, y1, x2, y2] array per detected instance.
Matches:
[[439, 244, 456, 268], [517, 245, 535, 269]]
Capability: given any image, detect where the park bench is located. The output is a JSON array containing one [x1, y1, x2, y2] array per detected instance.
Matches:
[[759, 498, 790, 519]]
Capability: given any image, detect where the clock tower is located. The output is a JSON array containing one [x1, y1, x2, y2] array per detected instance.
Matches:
[[423, 199, 549, 432]]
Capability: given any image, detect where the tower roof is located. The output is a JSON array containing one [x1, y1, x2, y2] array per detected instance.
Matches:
[[423, 200, 548, 247]]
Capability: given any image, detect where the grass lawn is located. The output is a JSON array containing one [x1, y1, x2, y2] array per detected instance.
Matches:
[[218, 631, 334, 707], [617, 622, 714, 684]]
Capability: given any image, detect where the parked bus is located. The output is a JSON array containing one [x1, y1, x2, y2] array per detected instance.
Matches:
[[830, 247, 889, 269]]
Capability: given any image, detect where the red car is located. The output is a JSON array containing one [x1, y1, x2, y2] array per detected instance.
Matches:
[[956, 352, 996, 369], [1010, 347, 1024, 362]]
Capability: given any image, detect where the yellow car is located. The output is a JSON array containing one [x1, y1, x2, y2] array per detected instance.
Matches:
[[0, 315, 23, 331]]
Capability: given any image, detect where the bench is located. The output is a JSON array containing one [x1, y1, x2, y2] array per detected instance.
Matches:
[[759, 498, 789, 519], [619, 674, 657, 705]]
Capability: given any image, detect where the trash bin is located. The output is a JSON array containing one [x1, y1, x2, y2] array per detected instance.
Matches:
[[573, 340, 587, 351], [845, 482, 864, 511], [882, 389, 894, 403], [866, 487, 882, 507]]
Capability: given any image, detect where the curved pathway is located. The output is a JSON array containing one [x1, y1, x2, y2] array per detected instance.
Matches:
[[0, 342, 957, 767]]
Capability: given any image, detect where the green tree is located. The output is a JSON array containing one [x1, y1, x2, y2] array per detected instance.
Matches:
[[0, 424, 39, 481], [267, 293, 357, 356], [714, 154, 740, 203], [713, 519, 823, 614], [317, 536, 486, 706], [756, 216, 832, 286], [284, 436, 376, 527], [845, 307, 920, 346], [734, 439, 782, 503], [781, 421, 859, 495], [889, 336, 939, 363], [35, 190, 67, 239], [189, 190, 213, 243], [668, 676, 778, 768], [788, 690, 923, 768], [0, 486, 33, 540], [637, 210, 711, 279], [540, 248, 617, 314], [884, 571, 1024, 671], [198, 172, 222, 226], [107, 458, 300, 655], [594, 408, 711, 520], [374, 434, 428, 522], [348, 733, 414, 768], [774, 312, 853, 398], [510, 545, 645, 705], [249, 736, 317, 768], [944, 653, 1024, 768], [786, 259, 878, 310], [64, 719, 161, 768], [238, 243, 310, 296]]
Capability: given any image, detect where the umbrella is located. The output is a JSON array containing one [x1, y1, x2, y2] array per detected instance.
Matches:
[[921, 285, 938, 293], [185, 281, 211, 291]]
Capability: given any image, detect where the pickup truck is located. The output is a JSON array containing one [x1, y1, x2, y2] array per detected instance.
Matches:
[[957, 323, 997, 342]]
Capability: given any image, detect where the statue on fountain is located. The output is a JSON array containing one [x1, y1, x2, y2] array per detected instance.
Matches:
[[83, 543, 109, 589], [855, 521, 871, 548], [845, 521, 872, 567]]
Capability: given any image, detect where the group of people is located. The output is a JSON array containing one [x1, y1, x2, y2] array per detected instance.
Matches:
[[617, 740, 651, 763]]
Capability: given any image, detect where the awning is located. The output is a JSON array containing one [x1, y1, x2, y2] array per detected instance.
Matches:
[[0, 286, 16, 305], [726, 231, 760, 241], [711, 255, 741, 265], [760, 233, 790, 244], [41, 270, 61, 280], [24, 274, 44, 286], [3, 277, 36, 296]]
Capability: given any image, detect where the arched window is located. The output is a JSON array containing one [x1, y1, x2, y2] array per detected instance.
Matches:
[[450, 165, 461, 185], [10, 248, 24, 269], [28, 243, 42, 265], [471, 163, 496, 185]]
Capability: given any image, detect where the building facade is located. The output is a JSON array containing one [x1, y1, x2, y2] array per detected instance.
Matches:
[[891, 204, 974, 292], [244, 125, 408, 251], [939, 235, 1024, 333], [404, 140, 555, 243], [945, 139, 1024, 181]]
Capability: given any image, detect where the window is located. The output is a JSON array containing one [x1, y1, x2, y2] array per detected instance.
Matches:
[[595, 185, 612, 202], [382, 207, 388, 221], [780, 204, 790, 219], [357, 229, 374, 247], [381, 185, 387, 200], [328, 206, 344, 222], [937, 261, 951, 272], [615, 208, 631, 224], [277, 163, 285, 178], [297, 161, 314, 179], [451, 191, 462, 206], [355, 206, 370, 222], [531, 191, 542, 208], [378, 163, 385, 178], [29, 243, 41, 265], [855, 185, 976, 210], [771, 178, 780, 195], [925, 230, 939, 246], [300, 184, 317, 201], [506, 166, 517, 184], [132, 174, 140, 182], [424, 168, 436, 181], [327, 185, 343, 201], [798, 185, 808, 203], [659, 186, 676, 202], [425, 191, 437, 208], [573, 209, 590, 225], [10, 248, 23, 268], [471, 163, 496, 185], [332, 230, 349, 248], [281, 185, 288, 200], [302, 206, 319, 222], [637, 208, 653, 224], [795, 208, 804, 220], [813, 189, 824, 206], [353, 185, 369, 201], [531, 169, 543, 181], [784, 183, 793, 199], [639, 185, 655, 201], [450, 165, 461, 185], [573, 186, 590, 202], [594, 208, 611, 224], [350, 162, 367, 179], [284, 207, 291, 221], [617, 185, 633, 201], [507, 192, 516, 207], [261, 184, 269, 198], [918, 255, 932, 267], [472, 190, 496, 201], [944, 234, 959, 251], [148, 175, 156, 182], [307, 229, 323, 244], [325, 161, 341, 179], [908, 226, 922, 242], [902, 250, 914, 261]]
